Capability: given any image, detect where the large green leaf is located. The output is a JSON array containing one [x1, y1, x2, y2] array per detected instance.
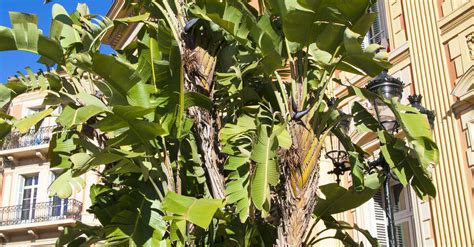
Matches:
[[57, 105, 106, 128], [0, 12, 63, 63], [319, 215, 380, 247], [49, 131, 77, 169], [48, 169, 85, 198], [184, 92, 213, 111], [378, 130, 436, 197], [14, 108, 54, 133], [162, 192, 224, 229], [57, 221, 103, 247], [343, 86, 438, 198], [314, 172, 384, 217], [50, 4, 81, 48], [103, 191, 167, 246], [221, 113, 256, 222], [0, 119, 12, 139], [91, 54, 142, 104], [0, 84, 12, 108], [352, 101, 378, 133], [250, 124, 279, 213], [339, 28, 391, 76]]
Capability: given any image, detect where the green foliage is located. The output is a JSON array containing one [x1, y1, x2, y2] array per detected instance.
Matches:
[[0, 0, 439, 246]]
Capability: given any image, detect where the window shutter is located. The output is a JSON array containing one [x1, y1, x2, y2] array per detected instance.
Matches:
[[17, 175, 25, 205], [395, 224, 404, 246], [373, 189, 389, 247], [371, 4, 382, 44], [363, 1, 389, 49]]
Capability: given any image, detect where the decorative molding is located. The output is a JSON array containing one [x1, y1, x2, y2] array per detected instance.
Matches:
[[452, 66, 474, 116], [452, 66, 474, 99], [468, 32, 474, 60], [438, 2, 473, 41]]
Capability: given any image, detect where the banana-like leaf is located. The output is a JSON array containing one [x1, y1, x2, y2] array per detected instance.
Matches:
[[314, 172, 384, 218], [162, 192, 224, 229], [221, 113, 256, 222], [184, 92, 213, 111], [49, 131, 78, 169], [343, 86, 438, 198], [14, 108, 54, 133], [0, 84, 12, 108], [352, 101, 379, 133], [0, 12, 63, 63], [103, 191, 167, 246], [339, 28, 391, 76], [316, 215, 380, 247], [378, 130, 436, 198], [0, 119, 12, 139], [191, 1, 284, 73], [91, 54, 141, 104], [57, 105, 106, 128], [250, 123, 280, 214], [48, 169, 85, 198]]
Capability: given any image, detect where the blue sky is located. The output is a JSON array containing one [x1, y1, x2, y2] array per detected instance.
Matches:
[[0, 0, 114, 82]]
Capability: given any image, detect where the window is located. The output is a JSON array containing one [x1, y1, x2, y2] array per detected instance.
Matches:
[[372, 183, 417, 247], [391, 183, 417, 247], [19, 174, 39, 221], [362, 1, 389, 49], [50, 171, 68, 218]]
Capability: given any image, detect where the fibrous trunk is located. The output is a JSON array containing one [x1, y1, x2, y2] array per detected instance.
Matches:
[[276, 122, 322, 246], [182, 28, 226, 199]]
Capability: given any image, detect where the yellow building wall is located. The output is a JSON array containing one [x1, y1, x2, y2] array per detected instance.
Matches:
[[402, 0, 474, 245]]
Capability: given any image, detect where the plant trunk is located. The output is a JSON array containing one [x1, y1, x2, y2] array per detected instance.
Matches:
[[182, 27, 226, 199], [189, 106, 226, 198], [276, 165, 320, 246], [276, 121, 322, 246]]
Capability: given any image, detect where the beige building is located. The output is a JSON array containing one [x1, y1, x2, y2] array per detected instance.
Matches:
[[326, 0, 474, 246], [0, 91, 98, 245]]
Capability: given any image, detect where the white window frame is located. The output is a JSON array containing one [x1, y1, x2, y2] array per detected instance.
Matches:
[[391, 182, 417, 247], [18, 173, 39, 222]]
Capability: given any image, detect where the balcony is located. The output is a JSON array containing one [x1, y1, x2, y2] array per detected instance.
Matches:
[[0, 199, 82, 227], [0, 126, 55, 163]]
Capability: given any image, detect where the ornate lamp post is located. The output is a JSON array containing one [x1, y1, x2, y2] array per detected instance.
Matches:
[[367, 71, 435, 247], [325, 72, 434, 247], [366, 71, 405, 247]]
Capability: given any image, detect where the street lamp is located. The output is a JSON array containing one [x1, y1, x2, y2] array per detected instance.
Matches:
[[366, 71, 406, 247], [366, 71, 435, 247], [366, 70, 404, 134], [325, 72, 434, 247]]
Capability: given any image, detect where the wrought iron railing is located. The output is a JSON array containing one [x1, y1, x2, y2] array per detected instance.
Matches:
[[0, 125, 56, 151], [0, 199, 82, 226]]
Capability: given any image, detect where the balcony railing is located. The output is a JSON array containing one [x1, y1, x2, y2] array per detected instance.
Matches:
[[0, 125, 56, 151], [0, 199, 82, 226]]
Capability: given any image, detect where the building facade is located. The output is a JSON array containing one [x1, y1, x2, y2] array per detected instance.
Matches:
[[0, 91, 98, 245], [329, 0, 474, 246]]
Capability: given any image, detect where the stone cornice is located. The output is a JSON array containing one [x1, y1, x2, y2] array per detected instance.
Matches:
[[438, 2, 473, 42]]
